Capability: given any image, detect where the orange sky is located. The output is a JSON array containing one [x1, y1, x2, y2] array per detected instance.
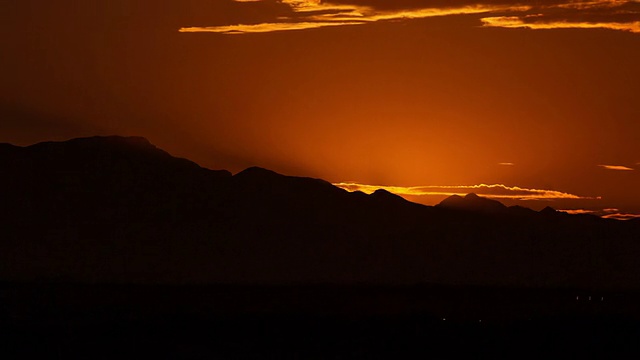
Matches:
[[1, 0, 639, 216]]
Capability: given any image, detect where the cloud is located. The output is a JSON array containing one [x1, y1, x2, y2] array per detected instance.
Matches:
[[598, 164, 635, 171], [558, 209, 599, 215], [602, 213, 640, 220], [333, 182, 598, 200], [559, 207, 640, 220], [498, 162, 515, 166], [179, 0, 640, 34], [180, 21, 359, 34], [481, 16, 640, 34], [180, 0, 532, 34], [559, 207, 618, 215], [481, 0, 640, 34]]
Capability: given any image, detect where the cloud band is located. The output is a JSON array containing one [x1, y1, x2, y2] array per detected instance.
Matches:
[[179, 0, 640, 34], [333, 182, 598, 201]]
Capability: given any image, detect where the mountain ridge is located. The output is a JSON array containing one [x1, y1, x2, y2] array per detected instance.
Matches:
[[1, 136, 639, 289]]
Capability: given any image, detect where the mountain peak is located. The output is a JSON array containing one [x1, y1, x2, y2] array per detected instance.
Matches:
[[2, 135, 640, 288], [0, 143, 19, 151], [370, 188, 404, 200], [365, 189, 416, 208], [30, 135, 155, 149], [0, 135, 234, 179], [465, 192, 480, 199], [372, 188, 394, 196], [437, 193, 507, 213], [235, 166, 282, 179]]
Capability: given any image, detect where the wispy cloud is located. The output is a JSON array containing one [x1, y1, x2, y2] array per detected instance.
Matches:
[[334, 182, 598, 201], [180, 21, 359, 34], [481, 0, 640, 33], [179, 0, 640, 35], [598, 164, 635, 171], [559, 207, 640, 220], [602, 213, 640, 220], [498, 162, 515, 166], [180, 0, 531, 34], [559, 207, 619, 215], [481, 16, 640, 34], [559, 209, 599, 215]]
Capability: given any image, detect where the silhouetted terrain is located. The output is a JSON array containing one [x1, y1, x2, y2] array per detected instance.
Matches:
[[1, 136, 639, 288], [2, 136, 640, 358]]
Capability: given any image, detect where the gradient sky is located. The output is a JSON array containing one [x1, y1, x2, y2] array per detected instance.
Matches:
[[2, 0, 639, 217]]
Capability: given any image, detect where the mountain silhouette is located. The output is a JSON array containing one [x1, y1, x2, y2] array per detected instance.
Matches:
[[437, 192, 508, 213], [1, 136, 639, 289]]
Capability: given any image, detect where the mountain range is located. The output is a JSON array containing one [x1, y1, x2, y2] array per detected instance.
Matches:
[[1, 136, 639, 289]]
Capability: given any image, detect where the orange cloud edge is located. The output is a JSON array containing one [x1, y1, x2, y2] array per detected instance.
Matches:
[[598, 165, 635, 171], [333, 182, 598, 201], [180, 0, 640, 35], [334, 182, 640, 220], [559, 209, 640, 220]]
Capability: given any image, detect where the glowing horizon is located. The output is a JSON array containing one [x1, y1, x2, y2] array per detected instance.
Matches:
[[333, 182, 599, 201]]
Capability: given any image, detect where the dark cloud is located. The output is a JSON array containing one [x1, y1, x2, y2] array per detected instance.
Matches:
[[181, 0, 533, 33], [494, 1, 640, 22], [481, 1, 640, 33], [180, 0, 640, 34]]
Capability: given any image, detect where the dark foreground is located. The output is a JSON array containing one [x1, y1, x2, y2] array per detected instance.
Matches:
[[2, 284, 640, 359]]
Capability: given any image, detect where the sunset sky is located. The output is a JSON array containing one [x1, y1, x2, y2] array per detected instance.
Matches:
[[2, 0, 639, 217]]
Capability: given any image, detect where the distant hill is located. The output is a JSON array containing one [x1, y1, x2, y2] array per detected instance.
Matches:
[[1, 136, 639, 289], [437, 193, 507, 213]]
